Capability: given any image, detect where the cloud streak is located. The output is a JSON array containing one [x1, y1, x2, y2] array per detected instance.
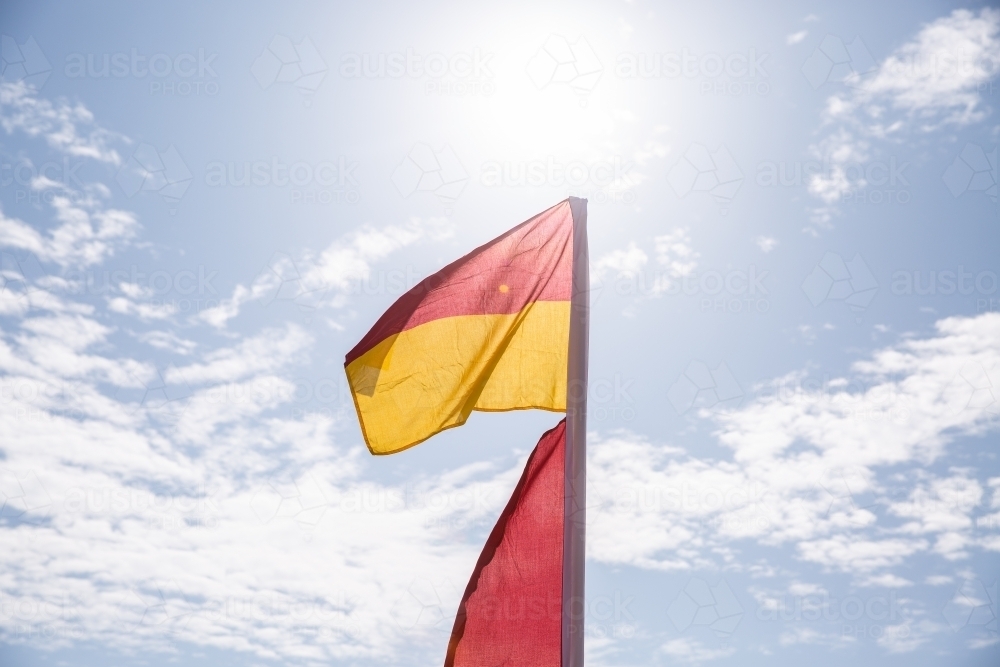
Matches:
[[805, 8, 1000, 230]]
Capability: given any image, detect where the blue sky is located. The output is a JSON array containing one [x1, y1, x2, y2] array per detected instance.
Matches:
[[1, 1, 999, 665]]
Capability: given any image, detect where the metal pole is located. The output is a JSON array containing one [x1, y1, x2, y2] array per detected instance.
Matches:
[[563, 197, 589, 667]]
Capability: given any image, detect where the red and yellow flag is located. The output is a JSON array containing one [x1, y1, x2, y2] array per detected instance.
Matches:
[[345, 198, 589, 667], [345, 199, 576, 455]]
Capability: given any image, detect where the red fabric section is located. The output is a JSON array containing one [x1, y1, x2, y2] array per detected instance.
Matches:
[[444, 419, 565, 667], [345, 200, 573, 365]]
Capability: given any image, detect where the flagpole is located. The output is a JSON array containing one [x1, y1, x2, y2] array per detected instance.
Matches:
[[564, 197, 589, 667]]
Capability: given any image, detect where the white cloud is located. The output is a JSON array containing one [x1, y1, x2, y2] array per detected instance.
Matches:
[[889, 472, 983, 559], [0, 254, 94, 318], [787, 581, 827, 596], [196, 283, 255, 329], [196, 217, 452, 329], [591, 242, 648, 283], [0, 408, 522, 661], [3, 314, 155, 388], [777, 626, 849, 648], [806, 129, 870, 204], [654, 227, 699, 276], [586, 313, 1000, 575], [756, 236, 778, 252], [0, 86, 137, 267], [2, 79, 997, 665], [136, 330, 197, 355], [590, 232, 697, 310], [107, 296, 178, 320], [858, 573, 914, 587], [661, 637, 735, 662], [592, 227, 702, 301], [119, 281, 153, 299], [166, 324, 313, 385], [787, 30, 809, 46], [303, 217, 452, 292], [0, 81, 123, 163], [0, 244, 527, 664], [0, 84, 525, 665], [0, 198, 137, 269], [0, 317, 531, 662], [859, 9, 1000, 126], [805, 8, 1000, 229], [877, 619, 941, 653]]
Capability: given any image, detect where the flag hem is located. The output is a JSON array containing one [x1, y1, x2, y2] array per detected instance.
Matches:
[[353, 394, 567, 456]]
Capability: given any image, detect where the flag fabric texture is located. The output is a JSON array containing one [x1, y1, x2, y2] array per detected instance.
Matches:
[[345, 200, 576, 455], [444, 419, 566, 667]]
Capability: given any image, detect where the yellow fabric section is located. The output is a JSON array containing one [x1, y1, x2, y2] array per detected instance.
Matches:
[[346, 300, 570, 454]]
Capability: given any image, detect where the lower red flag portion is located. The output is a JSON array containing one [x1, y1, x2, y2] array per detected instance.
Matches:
[[445, 419, 566, 667]]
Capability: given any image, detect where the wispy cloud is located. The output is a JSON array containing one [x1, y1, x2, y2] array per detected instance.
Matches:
[[805, 8, 1000, 231], [587, 313, 1000, 576], [197, 217, 454, 329], [0, 81, 124, 163], [166, 324, 313, 385], [787, 30, 809, 46], [591, 242, 648, 283], [756, 235, 778, 252], [0, 197, 137, 268]]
